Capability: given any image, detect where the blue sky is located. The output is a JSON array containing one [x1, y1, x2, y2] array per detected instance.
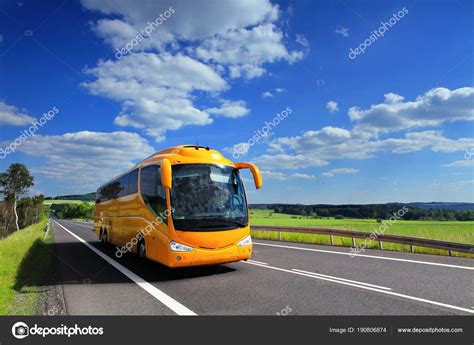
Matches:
[[0, 0, 472, 204]]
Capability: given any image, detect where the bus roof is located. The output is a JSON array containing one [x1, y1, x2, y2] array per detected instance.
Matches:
[[97, 145, 235, 190], [138, 145, 233, 167]]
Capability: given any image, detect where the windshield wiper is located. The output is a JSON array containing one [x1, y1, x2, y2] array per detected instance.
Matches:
[[199, 216, 246, 228]]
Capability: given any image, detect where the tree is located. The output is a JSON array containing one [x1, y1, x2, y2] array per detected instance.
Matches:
[[31, 194, 45, 223], [0, 164, 34, 231], [18, 197, 32, 228]]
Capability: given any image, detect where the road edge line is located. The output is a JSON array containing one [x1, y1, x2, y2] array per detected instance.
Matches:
[[53, 220, 197, 316]]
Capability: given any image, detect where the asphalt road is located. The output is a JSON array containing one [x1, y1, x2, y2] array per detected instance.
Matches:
[[49, 219, 474, 315]]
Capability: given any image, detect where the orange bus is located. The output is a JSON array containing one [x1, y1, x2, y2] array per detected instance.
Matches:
[[94, 145, 262, 267]]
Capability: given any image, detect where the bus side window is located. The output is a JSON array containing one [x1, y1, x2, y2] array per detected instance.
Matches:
[[140, 165, 167, 223], [119, 174, 130, 197], [101, 180, 120, 201], [96, 189, 102, 203], [128, 169, 138, 194]]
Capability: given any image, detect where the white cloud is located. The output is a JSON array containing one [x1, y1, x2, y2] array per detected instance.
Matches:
[[254, 153, 328, 170], [285, 186, 302, 191], [442, 160, 474, 168], [16, 131, 154, 189], [195, 23, 303, 79], [326, 100, 339, 113], [335, 26, 349, 37], [83, 53, 227, 97], [322, 168, 359, 177], [380, 131, 474, 154], [438, 179, 474, 192], [265, 127, 474, 165], [82, 0, 278, 44], [81, 0, 303, 140], [0, 101, 35, 126], [268, 126, 352, 154], [262, 91, 273, 98], [205, 100, 249, 118], [295, 34, 308, 47], [82, 0, 302, 77], [349, 87, 474, 135], [261, 170, 315, 180], [92, 18, 156, 52], [222, 142, 250, 157], [228, 64, 266, 79], [82, 52, 233, 141], [144, 128, 166, 143], [261, 170, 287, 180], [291, 173, 315, 179], [262, 87, 286, 98]]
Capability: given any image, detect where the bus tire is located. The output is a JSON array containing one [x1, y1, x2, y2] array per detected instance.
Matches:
[[101, 229, 108, 245], [138, 239, 146, 259]]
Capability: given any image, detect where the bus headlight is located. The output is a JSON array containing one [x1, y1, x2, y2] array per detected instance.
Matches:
[[238, 235, 252, 247], [170, 241, 194, 252]]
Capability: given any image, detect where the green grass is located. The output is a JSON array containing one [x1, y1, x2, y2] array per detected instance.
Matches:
[[0, 219, 53, 315], [44, 199, 92, 205], [249, 209, 474, 258]]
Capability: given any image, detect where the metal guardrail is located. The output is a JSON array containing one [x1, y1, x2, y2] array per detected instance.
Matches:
[[251, 225, 474, 255]]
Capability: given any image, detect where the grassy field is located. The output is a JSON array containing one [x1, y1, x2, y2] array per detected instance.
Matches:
[[0, 219, 53, 315], [249, 209, 474, 258], [43, 199, 91, 205]]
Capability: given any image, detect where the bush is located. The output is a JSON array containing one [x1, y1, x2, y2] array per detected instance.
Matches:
[[50, 202, 93, 220]]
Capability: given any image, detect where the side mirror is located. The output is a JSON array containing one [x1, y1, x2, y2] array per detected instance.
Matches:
[[235, 162, 262, 189], [161, 159, 172, 189]]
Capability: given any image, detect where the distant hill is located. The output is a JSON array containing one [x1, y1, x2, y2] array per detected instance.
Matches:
[[45, 192, 95, 202], [406, 202, 474, 211], [251, 202, 474, 211], [250, 203, 474, 221]]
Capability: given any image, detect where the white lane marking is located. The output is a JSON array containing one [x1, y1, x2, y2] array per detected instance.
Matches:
[[247, 259, 268, 265], [253, 242, 474, 271], [53, 220, 196, 316], [291, 269, 392, 290], [244, 261, 474, 314]]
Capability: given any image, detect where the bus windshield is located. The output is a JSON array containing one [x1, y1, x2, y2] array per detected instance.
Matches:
[[170, 164, 248, 231]]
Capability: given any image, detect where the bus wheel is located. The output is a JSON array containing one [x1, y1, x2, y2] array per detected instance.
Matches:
[[101, 230, 108, 245], [138, 240, 146, 259]]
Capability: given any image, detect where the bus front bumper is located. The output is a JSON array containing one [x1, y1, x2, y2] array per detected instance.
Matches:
[[166, 244, 252, 268]]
